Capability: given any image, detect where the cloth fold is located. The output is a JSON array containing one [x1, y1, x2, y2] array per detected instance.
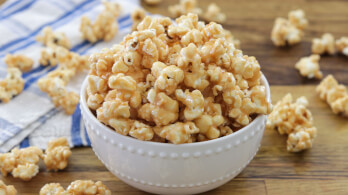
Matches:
[[0, 0, 140, 152]]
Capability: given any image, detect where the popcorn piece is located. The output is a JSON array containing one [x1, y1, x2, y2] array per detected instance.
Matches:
[[287, 126, 317, 152], [67, 180, 111, 195], [0, 68, 24, 103], [39, 44, 70, 66], [4, 54, 33, 72], [131, 8, 146, 31], [87, 14, 270, 143], [288, 9, 308, 30], [129, 121, 154, 141], [80, 1, 121, 43], [316, 75, 348, 116], [0, 153, 16, 176], [36, 27, 71, 49], [40, 183, 67, 195], [154, 122, 199, 144], [203, 3, 226, 23], [295, 54, 323, 79], [312, 33, 336, 55], [168, 0, 202, 18], [336, 36, 348, 56], [144, 0, 162, 5], [175, 89, 204, 120], [271, 17, 303, 46], [44, 137, 72, 171], [0, 180, 17, 195], [12, 163, 39, 181], [267, 93, 317, 152]]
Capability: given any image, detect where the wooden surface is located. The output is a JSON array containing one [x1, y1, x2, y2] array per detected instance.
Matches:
[[1, 86, 348, 194], [1, 0, 348, 194]]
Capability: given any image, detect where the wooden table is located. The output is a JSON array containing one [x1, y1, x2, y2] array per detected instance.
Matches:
[[1, 0, 348, 194]]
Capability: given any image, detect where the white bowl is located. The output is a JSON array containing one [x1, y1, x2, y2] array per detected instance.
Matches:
[[80, 74, 271, 195]]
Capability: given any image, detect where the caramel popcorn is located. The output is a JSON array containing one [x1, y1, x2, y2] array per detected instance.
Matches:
[[36, 27, 71, 49], [336, 36, 348, 56], [271, 9, 307, 46], [80, 1, 121, 43], [44, 137, 72, 171], [0, 180, 17, 195], [67, 180, 111, 195], [87, 14, 271, 144], [0, 68, 24, 103], [168, 0, 202, 18], [131, 8, 146, 31], [144, 0, 162, 5], [267, 94, 317, 152], [4, 54, 33, 72], [40, 183, 67, 195], [312, 33, 336, 55], [203, 3, 226, 23], [0, 146, 43, 180], [316, 75, 348, 116], [295, 54, 323, 79], [38, 45, 88, 115], [40, 180, 110, 195]]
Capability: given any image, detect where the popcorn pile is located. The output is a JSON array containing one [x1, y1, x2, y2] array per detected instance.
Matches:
[[86, 13, 271, 144], [131, 8, 146, 31], [295, 54, 323, 79], [267, 94, 317, 152], [4, 54, 33, 72], [80, 1, 121, 43], [38, 44, 89, 114], [0, 180, 16, 195], [36, 27, 72, 49], [311, 33, 335, 55], [271, 9, 308, 46], [316, 75, 348, 116], [40, 180, 111, 195], [0, 68, 24, 103], [0, 138, 71, 181], [335, 36, 348, 56]]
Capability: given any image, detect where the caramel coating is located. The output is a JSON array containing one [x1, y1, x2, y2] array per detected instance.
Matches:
[[312, 33, 335, 55], [0, 68, 24, 103], [36, 27, 71, 49], [4, 54, 33, 72], [295, 54, 323, 79], [44, 137, 72, 171], [0, 180, 17, 195]]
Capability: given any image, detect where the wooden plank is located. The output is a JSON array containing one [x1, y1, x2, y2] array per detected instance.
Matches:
[[1, 85, 347, 194]]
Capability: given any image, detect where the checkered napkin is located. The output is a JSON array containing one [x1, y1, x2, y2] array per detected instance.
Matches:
[[0, 0, 140, 152]]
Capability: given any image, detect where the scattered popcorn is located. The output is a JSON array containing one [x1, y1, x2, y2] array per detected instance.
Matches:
[[67, 180, 111, 195], [295, 54, 323, 79], [0, 180, 17, 195], [38, 45, 89, 114], [336, 36, 348, 56], [4, 54, 33, 72], [144, 0, 162, 5], [40, 183, 67, 195], [316, 75, 348, 116], [44, 137, 72, 171], [203, 3, 226, 23], [0, 68, 24, 103], [36, 27, 72, 49], [80, 1, 121, 43], [87, 14, 271, 143], [267, 93, 317, 152], [271, 9, 307, 46], [0, 146, 43, 180], [40, 180, 110, 195], [312, 33, 336, 55], [131, 8, 146, 31], [168, 0, 202, 18]]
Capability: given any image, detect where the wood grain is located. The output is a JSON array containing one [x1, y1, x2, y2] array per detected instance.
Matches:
[[1, 85, 347, 194], [143, 0, 348, 85]]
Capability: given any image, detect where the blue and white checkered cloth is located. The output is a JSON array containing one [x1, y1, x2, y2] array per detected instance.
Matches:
[[0, 0, 140, 152]]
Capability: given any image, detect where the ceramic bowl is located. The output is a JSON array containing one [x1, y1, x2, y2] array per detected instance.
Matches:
[[80, 74, 271, 195]]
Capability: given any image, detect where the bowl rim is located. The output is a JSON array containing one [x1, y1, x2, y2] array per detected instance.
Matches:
[[80, 73, 271, 148]]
